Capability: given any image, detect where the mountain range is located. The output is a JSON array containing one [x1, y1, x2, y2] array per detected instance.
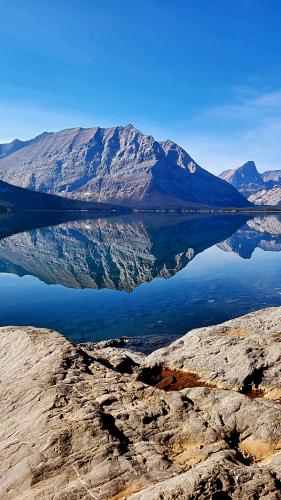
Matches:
[[1, 211, 280, 291], [0, 213, 247, 291], [220, 161, 281, 205], [218, 215, 281, 258], [0, 125, 250, 209]]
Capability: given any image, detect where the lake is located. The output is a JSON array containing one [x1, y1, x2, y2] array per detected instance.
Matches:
[[0, 211, 280, 351]]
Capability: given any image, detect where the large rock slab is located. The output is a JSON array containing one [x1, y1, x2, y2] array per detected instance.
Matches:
[[0, 307, 281, 498], [146, 307, 281, 398]]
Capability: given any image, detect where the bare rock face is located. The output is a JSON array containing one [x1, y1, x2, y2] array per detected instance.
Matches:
[[146, 307, 281, 397], [249, 185, 281, 206], [1, 308, 281, 499], [0, 138, 29, 159], [219, 161, 281, 205], [262, 170, 281, 186], [0, 125, 249, 208], [219, 161, 264, 197]]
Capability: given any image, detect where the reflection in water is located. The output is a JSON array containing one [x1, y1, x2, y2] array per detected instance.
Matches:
[[218, 216, 281, 258], [0, 213, 247, 291], [0, 212, 280, 348]]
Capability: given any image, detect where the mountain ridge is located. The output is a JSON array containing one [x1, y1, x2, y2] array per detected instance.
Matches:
[[0, 124, 250, 209], [219, 161, 281, 205]]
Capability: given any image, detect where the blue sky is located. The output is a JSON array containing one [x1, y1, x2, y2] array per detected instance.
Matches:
[[1, 0, 281, 174]]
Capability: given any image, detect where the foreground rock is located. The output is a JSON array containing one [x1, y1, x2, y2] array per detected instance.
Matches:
[[1, 308, 281, 499]]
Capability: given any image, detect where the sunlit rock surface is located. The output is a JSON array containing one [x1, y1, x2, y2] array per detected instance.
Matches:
[[1, 307, 281, 498], [0, 125, 249, 208], [249, 186, 281, 206]]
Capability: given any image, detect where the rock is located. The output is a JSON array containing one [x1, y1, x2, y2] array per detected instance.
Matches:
[[262, 170, 281, 186], [0, 138, 28, 159], [1, 308, 281, 498], [0, 125, 249, 209], [249, 186, 281, 206], [145, 307, 281, 396]]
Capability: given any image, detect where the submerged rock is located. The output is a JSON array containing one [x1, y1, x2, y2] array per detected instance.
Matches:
[[0, 308, 281, 498]]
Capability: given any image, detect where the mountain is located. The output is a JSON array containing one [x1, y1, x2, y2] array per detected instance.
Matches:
[[219, 161, 265, 197], [0, 125, 250, 209], [0, 138, 30, 159], [249, 185, 281, 206], [261, 170, 281, 186], [219, 161, 281, 204], [0, 213, 247, 291], [0, 179, 128, 212]]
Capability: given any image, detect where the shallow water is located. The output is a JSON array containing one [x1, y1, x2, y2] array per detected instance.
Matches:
[[0, 212, 280, 348]]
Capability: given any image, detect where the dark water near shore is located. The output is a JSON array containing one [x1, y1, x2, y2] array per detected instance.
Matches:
[[0, 211, 280, 350]]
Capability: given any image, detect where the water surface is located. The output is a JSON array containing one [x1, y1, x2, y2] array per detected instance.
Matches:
[[0, 212, 280, 349]]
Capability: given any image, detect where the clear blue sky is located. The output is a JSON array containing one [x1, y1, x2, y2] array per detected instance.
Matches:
[[1, 0, 281, 173]]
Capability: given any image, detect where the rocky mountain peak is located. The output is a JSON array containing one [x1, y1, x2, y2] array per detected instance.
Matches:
[[219, 160, 264, 197], [239, 160, 258, 175], [0, 125, 250, 208], [220, 160, 281, 203]]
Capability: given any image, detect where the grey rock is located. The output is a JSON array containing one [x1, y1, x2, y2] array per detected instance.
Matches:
[[0, 138, 30, 159], [249, 185, 281, 206], [0, 125, 249, 208], [1, 308, 281, 498], [146, 307, 281, 396], [262, 170, 281, 186]]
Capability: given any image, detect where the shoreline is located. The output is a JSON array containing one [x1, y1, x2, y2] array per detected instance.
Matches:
[[3, 206, 281, 215]]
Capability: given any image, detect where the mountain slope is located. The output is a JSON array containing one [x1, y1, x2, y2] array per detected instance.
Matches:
[[0, 125, 250, 208], [0, 138, 29, 159], [248, 185, 281, 206], [0, 179, 128, 212], [261, 170, 281, 187], [219, 161, 281, 205], [219, 161, 265, 197]]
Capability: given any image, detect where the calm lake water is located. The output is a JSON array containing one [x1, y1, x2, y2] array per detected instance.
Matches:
[[0, 211, 280, 350]]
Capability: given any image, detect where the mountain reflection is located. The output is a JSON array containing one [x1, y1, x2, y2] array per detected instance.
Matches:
[[218, 215, 281, 258], [0, 212, 250, 291]]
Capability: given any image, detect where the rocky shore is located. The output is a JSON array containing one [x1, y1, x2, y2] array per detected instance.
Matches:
[[1, 307, 281, 499]]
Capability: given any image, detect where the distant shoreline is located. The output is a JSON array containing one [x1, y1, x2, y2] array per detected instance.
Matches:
[[2, 206, 281, 214]]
